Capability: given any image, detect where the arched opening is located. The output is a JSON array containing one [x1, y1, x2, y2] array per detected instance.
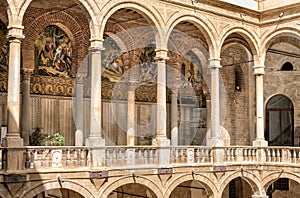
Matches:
[[21, 0, 91, 146], [33, 188, 84, 198], [220, 33, 255, 145], [266, 178, 300, 198], [222, 177, 253, 198], [102, 8, 158, 146], [108, 183, 157, 198], [170, 180, 210, 198], [266, 94, 294, 146], [281, 62, 293, 71], [167, 21, 210, 145]]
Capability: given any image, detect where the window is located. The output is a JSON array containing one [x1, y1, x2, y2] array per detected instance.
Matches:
[[281, 62, 293, 71]]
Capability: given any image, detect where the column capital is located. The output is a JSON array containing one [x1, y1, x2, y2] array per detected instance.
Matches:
[[155, 48, 169, 62], [89, 38, 105, 52], [170, 89, 178, 95], [126, 81, 137, 91], [209, 58, 222, 69], [7, 25, 25, 40], [253, 65, 265, 75], [21, 68, 34, 81]]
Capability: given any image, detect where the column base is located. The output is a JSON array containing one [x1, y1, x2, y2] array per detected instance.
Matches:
[[2, 137, 24, 172], [152, 137, 170, 147], [152, 137, 170, 166], [75, 130, 84, 146], [85, 135, 105, 147], [2, 136, 23, 147], [253, 139, 268, 147], [85, 136, 105, 168], [207, 138, 224, 147]]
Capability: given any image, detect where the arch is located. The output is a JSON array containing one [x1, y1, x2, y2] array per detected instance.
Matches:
[[99, 2, 164, 46], [219, 170, 261, 196], [262, 171, 300, 190], [99, 176, 163, 198], [104, 32, 128, 53], [164, 174, 217, 197], [18, 0, 99, 30], [219, 26, 259, 61], [20, 180, 95, 198], [22, 12, 89, 70], [166, 15, 217, 58], [261, 28, 300, 62]]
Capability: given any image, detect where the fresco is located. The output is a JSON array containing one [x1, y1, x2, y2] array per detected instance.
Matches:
[[102, 35, 124, 82], [139, 44, 157, 83], [35, 25, 72, 77], [0, 21, 9, 74]]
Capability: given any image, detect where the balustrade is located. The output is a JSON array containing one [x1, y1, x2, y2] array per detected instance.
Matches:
[[1, 146, 300, 172]]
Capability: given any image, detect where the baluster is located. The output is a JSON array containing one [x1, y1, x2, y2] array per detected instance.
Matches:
[[112, 149, 116, 166], [272, 149, 276, 162], [201, 149, 206, 163], [286, 149, 291, 163], [175, 149, 179, 163], [66, 149, 71, 167], [153, 149, 158, 164], [149, 149, 153, 164], [35, 150, 41, 168], [292, 149, 296, 163], [73, 150, 78, 167], [195, 149, 200, 163], [25, 150, 31, 169], [277, 149, 281, 162], [45, 149, 50, 168], [0, 149, 2, 169], [266, 149, 270, 162], [205, 149, 210, 163], [138, 149, 142, 165], [87, 149, 91, 167], [80, 149, 86, 167]]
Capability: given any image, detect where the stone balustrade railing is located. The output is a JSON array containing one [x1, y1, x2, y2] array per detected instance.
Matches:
[[2, 146, 300, 171]]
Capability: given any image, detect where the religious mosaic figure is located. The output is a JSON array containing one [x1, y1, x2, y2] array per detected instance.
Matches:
[[0, 21, 9, 73], [139, 44, 157, 83], [35, 25, 72, 77], [102, 35, 124, 82]]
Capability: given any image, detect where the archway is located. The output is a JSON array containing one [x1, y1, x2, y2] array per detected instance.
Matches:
[[101, 7, 159, 146], [266, 94, 294, 146], [167, 21, 210, 146], [220, 32, 255, 145], [221, 177, 253, 198], [266, 177, 300, 198], [107, 183, 157, 198]]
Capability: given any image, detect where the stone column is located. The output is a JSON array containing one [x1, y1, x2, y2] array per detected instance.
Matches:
[[171, 90, 178, 146], [86, 40, 105, 167], [208, 58, 223, 147], [127, 83, 135, 146], [206, 99, 211, 145], [152, 49, 170, 166], [253, 65, 268, 146], [3, 26, 24, 171], [75, 76, 84, 146], [153, 49, 170, 144], [21, 69, 33, 145]]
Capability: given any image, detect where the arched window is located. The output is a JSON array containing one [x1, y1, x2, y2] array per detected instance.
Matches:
[[266, 95, 294, 146], [281, 62, 293, 71]]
